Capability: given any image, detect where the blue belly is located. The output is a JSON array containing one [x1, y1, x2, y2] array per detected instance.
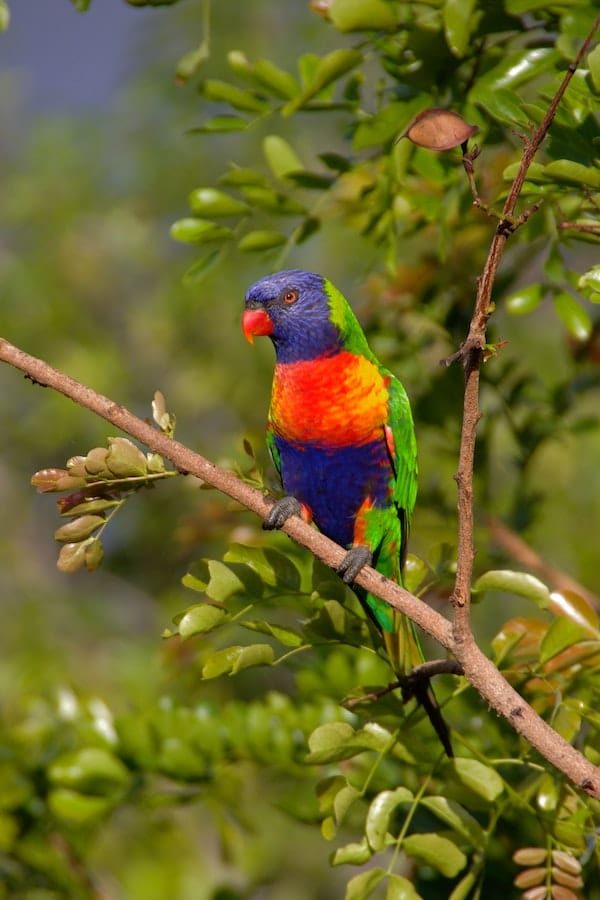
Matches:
[[273, 435, 393, 548]]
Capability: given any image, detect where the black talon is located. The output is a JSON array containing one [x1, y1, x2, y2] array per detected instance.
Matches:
[[338, 546, 372, 584], [263, 496, 302, 531]]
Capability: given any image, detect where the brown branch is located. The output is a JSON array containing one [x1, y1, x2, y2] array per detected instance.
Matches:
[[1, 336, 599, 798], [558, 221, 600, 236], [438, 17, 600, 794]]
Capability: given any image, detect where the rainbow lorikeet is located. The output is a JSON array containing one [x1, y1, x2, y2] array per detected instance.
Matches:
[[242, 269, 451, 754]]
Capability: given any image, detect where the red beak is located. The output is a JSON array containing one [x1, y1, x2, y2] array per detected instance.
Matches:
[[242, 308, 274, 344]]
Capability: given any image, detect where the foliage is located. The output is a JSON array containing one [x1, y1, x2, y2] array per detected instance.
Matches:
[[2, 1, 600, 898]]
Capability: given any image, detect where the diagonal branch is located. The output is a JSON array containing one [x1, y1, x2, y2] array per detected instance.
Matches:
[[1, 336, 598, 798]]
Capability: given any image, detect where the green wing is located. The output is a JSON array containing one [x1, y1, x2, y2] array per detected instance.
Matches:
[[385, 370, 418, 568], [265, 420, 282, 481]]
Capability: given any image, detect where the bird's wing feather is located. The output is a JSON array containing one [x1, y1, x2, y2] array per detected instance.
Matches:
[[266, 420, 282, 480], [384, 372, 418, 566]]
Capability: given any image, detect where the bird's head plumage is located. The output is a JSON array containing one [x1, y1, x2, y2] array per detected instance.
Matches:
[[242, 269, 370, 363]]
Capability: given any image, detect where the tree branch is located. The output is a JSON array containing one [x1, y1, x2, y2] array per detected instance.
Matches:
[[438, 16, 600, 793], [1, 336, 598, 798]]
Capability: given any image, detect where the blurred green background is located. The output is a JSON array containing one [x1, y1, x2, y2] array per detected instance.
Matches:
[[1, 1, 599, 896]]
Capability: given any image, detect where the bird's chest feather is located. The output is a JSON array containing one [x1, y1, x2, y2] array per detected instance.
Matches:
[[270, 351, 389, 447]]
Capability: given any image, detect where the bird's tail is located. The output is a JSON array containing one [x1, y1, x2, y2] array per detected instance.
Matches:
[[360, 588, 453, 757], [383, 613, 453, 758]]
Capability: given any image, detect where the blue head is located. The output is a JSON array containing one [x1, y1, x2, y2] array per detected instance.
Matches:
[[242, 269, 343, 363]]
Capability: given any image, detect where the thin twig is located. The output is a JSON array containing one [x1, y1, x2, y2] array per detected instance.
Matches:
[[1, 336, 598, 797], [558, 221, 600, 236]]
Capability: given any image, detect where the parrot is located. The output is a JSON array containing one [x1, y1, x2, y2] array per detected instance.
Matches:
[[242, 269, 451, 755]]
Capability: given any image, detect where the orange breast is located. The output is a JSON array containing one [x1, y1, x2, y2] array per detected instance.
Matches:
[[270, 351, 389, 447]]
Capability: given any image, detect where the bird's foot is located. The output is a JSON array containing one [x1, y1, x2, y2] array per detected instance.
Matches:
[[338, 545, 372, 584], [263, 496, 302, 531]]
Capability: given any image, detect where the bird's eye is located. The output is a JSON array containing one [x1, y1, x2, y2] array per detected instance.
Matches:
[[282, 289, 297, 304]]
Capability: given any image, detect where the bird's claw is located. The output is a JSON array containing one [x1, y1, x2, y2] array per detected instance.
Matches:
[[263, 496, 302, 531], [338, 546, 372, 584]]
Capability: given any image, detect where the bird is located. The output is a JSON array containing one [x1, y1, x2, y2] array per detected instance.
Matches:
[[242, 269, 451, 755]]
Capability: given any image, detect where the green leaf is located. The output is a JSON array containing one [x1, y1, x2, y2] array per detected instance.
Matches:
[[306, 722, 356, 764], [402, 555, 428, 594], [544, 160, 600, 190], [240, 619, 304, 647], [57, 541, 89, 573], [175, 38, 210, 83], [263, 135, 304, 180], [553, 291, 592, 341], [329, 0, 397, 33], [420, 796, 485, 848], [59, 498, 118, 517], [239, 184, 305, 215], [178, 604, 229, 639], [402, 833, 466, 878], [320, 152, 352, 172], [191, 116, 249, 133], [188, 188, 250, 217], [0, 764, 33, 811], [448, 870, 478, 900], [539, 617, 591, 664], [49, 748, 130, 793], [283, 48, 363, 115], [170, 218, 233, 245], [472, 87, 528, 126], [183, 248, 225, 285], [182, 558, 259, 601], [472, 569, 550, 608], [447, 758, 504, 802], [294, 215, 321, 244], [306, 722, 406, 764], [54, 515, 104, 543], [0, 0, 9, 31], [231, 644, 275, 675], [552, 703, 582, 742], [286, 171, 334, 191], [317, 776, 361, 836], [228, 51, 300, 99], [385, 874, 423, 900], [578, 265, 600, 296], [505, 0, 554, 10], [366, 787, 413, 851], [475, 47, 559, 91], [201, 79, 268, 113], [505, 284, 543, 315], [443, 0, 477, 58], [84, 538, 104, 572], [253, 58, 300, 99], [201, 643, 274, 679], [223, 544, 302, 590], [502, 161, 550, 184], [548, 589, 600, 635], [588, 43, 600, 93], [83, 447, 110, 477], [345, 868, 386, 900], [333, 783, 361, 827], [48, 788, 115, 825], [354, 98, 431, 150], [106, 436, 148, 477], [219, 165, 269, 188], [330, 837, 373, 866], [353, 722, 405, 755]]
